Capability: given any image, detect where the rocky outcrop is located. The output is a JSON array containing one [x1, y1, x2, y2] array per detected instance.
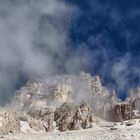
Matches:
[[70, 103, 94, 130], [14, 72, 112, 110], [47, 83, 72, 107], [54, 102, 77, 131], [13, 79, 48, 111], [126, 88, 140, 112], [12, 72, 116, 124], [124, 88, 140, 119], [96, 91, 134, 122], [14, 78, 73, 110], [28, 107, 55, 132], [114, 103, 134, 122], [55, 102, 95, 132], [80, 71, 109, 96], [0, 111, 20, 135], [100, 92, 119, 121], [50, 83, 72, 101]]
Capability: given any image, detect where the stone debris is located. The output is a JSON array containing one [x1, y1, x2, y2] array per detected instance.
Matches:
[[110, 127, 118, 130], [0, 111, 20, 135], [125, 120, 135, 126]]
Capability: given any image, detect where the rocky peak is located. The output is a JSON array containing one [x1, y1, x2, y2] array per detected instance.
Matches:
[[79, 71, 92, 81], [49, 83, 72, 102]]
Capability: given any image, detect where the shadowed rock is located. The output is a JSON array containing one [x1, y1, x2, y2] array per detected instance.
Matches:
[[114, 103, 134, 122], [55, 102, 95, 132], [54, 102, 77, 131], [70, 103, 94, 130]]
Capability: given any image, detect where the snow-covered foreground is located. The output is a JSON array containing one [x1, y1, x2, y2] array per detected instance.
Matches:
[[1, 119, 140, 140]]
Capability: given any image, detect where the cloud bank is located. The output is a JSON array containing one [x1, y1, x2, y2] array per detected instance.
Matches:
[[0, 0, 91, 104]]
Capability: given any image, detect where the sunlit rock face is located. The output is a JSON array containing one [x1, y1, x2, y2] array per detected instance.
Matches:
[[13, 79, 48, 110], [51, 83, 72, 101], [47, 83, 72, 106], [26, 80, 47, 95], [80, 71, 109, 96]]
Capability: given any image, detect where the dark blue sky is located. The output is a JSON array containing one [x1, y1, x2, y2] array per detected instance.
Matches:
[[67, 0, 140, 99]]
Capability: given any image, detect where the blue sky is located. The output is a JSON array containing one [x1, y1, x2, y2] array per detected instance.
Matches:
[[67, 0, 140, 99]]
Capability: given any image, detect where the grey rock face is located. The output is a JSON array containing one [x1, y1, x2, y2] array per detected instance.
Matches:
[[114, 103, 134, 122]]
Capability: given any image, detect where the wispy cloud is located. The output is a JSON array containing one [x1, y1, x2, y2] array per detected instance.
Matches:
[[0, 0, 87, 104]]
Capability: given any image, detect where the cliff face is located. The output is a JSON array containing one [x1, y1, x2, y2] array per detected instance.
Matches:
[[11, 72, 140, 124], [1, 72, 140, 135], [125, 88, 140, 118], [13, 72, 117, 120]]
